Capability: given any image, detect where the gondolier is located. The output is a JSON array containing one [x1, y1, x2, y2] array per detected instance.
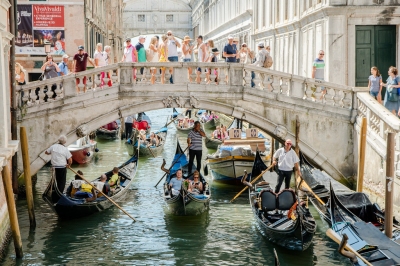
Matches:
[[187, 121, 206, 174], [45, 135, 73, 193], [272, 139, 302, 193]]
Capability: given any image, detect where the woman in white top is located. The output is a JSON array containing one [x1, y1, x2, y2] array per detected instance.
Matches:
[[94, 43, 107, 88], [149, 37, 159, 84], [182, 36, 193, 82], [239, 43, 253, 64]]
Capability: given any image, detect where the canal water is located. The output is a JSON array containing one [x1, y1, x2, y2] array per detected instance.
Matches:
[[2, 109, 350, 265]]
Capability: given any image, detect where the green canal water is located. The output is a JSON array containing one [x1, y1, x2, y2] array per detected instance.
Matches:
[[2, 109, 350, 265]]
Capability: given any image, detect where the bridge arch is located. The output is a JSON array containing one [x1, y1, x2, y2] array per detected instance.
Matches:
[[22, 95, 353, 183]]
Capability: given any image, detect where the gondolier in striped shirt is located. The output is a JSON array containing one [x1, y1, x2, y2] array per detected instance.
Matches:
[[187, 121, 206, 175], [45, 135, 73, 193]]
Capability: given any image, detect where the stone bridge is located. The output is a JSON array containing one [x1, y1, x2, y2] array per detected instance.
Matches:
[[16, 62, 400, 200]]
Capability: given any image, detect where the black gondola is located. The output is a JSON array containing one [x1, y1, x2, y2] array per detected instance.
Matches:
[[328, 183, 400, 265], [172, 108, 194, 132], [161, 140, 211, 216], [125, 125, 168, 157], [300, 154, 400, 231], [96, 121, 120, 140], [42, 155, 138, 219], [248, 151, 316, 251]]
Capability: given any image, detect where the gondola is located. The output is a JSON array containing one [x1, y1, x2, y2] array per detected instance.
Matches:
[[328, 183, 400, 265], [161, 140, 211, 216], [125, 126, 168, 157], [197, 110, 220, 130], [96, 121, 120, 140], [299, 154, 400, 231], [42, 154, 138, 219], [248, 151, 316, 251], [172, 108, 194, 132], [204, 117, 241, 149], [68, 135, 98, 164]]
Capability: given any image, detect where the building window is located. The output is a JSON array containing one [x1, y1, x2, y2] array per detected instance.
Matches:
[[138, 14, 145, 22], [166, 14, 174, 22]]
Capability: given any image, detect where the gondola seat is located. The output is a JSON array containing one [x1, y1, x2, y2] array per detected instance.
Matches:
[[260, 189, 277, 212], [277, 189, 296, 210]]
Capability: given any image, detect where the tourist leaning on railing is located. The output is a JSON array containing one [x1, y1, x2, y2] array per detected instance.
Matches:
[[41, 54, 61, 100], [380, 66, 400, 116], [94, 43, 107, 88]]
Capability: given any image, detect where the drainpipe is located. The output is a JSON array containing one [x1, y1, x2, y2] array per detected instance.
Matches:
[[10, 0, 18, 194], [84, 0, 87, 50]]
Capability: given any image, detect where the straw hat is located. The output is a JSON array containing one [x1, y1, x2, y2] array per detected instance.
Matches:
[[183, 36, 192, 41]]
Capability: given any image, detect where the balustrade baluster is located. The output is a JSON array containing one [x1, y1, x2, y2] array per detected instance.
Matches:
[[253, 71, 262, 90], [77, 76, 85, 93], [281, 78, 289, 95], [54, 83, 62, 99], [86, 75, 93, 90], [209, 67, 216, 85], [243, 69, 252, 88], [271, 76, 281, 94], [38, 86, 47, 103], [111, 70, 118, 85], [94, 74, 101, 88]]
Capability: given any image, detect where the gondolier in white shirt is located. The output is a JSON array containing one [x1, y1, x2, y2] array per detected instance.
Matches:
[[272, 139, 302, 193], [187, 121, 206, 175], [45, 135, 73, 193]]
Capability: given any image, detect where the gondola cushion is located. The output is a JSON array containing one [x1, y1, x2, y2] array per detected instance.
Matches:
[[260, 189, 277, 211], [277, 189, 296, 210]]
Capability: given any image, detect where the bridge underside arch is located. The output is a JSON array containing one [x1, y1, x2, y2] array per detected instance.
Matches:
[[20, 97, 354, 183]]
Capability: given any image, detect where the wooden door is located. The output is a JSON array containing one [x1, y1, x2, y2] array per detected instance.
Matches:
[[355, 25, 396, 90]]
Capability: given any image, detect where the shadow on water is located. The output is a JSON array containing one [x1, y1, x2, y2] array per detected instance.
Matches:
[[1, 109, 351, 265]]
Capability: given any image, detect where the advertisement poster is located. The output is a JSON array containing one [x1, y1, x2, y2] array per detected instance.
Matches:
[[16, 4, 65, 55]]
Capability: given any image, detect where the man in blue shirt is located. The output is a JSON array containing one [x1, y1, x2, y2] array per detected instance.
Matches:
[[135, 36, 146, 75], [223, 36, 237, 63], [58, 54, 69, 76]]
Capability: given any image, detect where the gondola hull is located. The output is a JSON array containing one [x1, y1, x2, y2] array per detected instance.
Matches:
[[165, 192, 210, 216], [175, 124, 193, 132], [96, 127, 120, 140], [208, 156, 268, 185], [42, 155, 138, 219], [250, 193, 315, 251], [163, 140, 211, 216], [202, 117, 220, 130], [204, 136, 222, 149], [126, 130, 167, 157]]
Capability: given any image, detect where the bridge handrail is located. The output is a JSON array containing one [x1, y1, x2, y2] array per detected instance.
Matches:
[[17, 61, 365, 112]]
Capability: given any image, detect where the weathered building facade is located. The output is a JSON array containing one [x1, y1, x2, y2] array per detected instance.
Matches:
[[192, 0, 400, 87], [16, 0, 124, 81], [123, 0, 192, 39], [0, 0, 19, 258]]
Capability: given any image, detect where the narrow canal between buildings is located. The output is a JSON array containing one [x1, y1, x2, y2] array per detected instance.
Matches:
[[2, 109, 350, 265]]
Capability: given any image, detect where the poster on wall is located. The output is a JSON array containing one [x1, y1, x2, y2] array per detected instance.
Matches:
[[16, 4, 65, 55], [16, 5, 33, 48]]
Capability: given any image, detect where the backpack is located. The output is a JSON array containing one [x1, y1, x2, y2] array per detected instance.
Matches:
[[263, 52, 273, 68], [146, 48, 154, 62]]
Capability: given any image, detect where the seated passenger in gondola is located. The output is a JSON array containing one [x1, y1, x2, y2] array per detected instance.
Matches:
[[108, 167, 119, 193], [169, 169, 183, 196], [66, 170, 84, 197], [92, 174, 110, 198], [149, 132, 159, 146], [201, 112, 209, 122], [212, 126, 222, 140], [183, 117, 189, 128], [188, 170, 203, 194]]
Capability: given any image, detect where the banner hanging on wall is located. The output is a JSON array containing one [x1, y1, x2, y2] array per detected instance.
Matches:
[[16, 4, 65, 55]]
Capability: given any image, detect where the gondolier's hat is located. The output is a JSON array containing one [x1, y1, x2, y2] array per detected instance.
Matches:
[[211, 48, 218, 52]]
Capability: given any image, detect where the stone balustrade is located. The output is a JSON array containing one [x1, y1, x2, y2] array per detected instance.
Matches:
[[16, 64, 120, 108], [18, 62, 359, 111], [244, 65, 354, 109], [357, 92, 400, 173]]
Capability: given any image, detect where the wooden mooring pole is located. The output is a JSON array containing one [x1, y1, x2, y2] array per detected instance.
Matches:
[[384, 132, 394, 239], [2, 165, 23, 258], [20, 127, 36, 229], [295, 116, 300, 157], [357, 117, 367, 192]]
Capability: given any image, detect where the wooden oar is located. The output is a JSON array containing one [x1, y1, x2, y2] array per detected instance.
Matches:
[[326, 228, 372, 266], [166, 116, 178, 127], [296, 174, 325, 205], [146, 144, 156, 158], [67, 166, 137, 222], [230, 164, 274, 203], [155, 146, 190, 187]]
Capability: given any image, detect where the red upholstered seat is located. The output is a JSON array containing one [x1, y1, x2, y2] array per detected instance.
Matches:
[[133, 121, 150, 130]]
